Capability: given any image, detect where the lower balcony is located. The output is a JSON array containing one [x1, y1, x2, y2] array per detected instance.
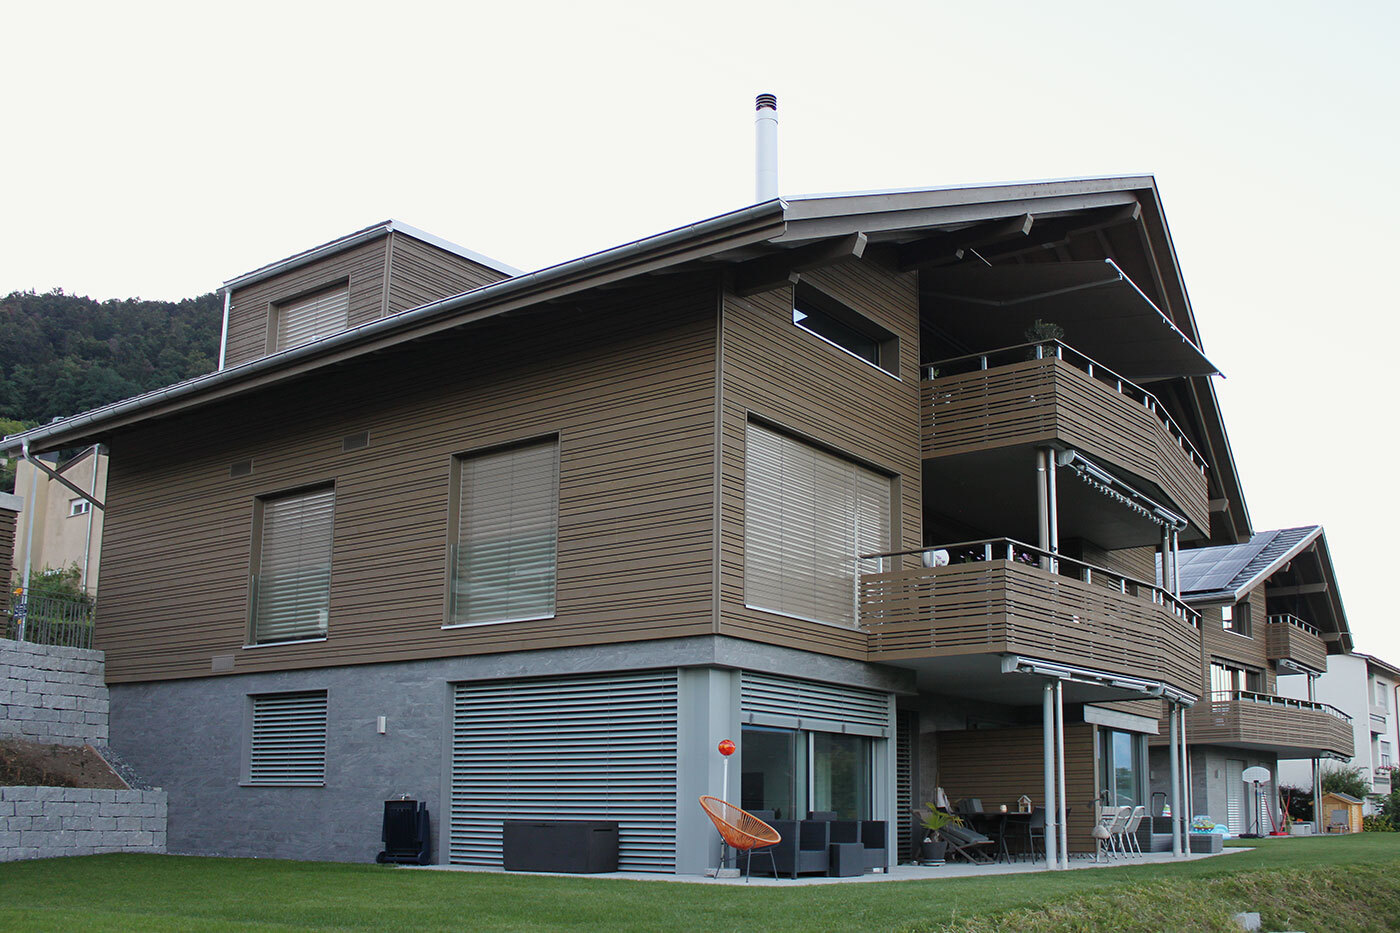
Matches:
[[859, 538, 1205, 701], [1184, 691, 1354, 759]]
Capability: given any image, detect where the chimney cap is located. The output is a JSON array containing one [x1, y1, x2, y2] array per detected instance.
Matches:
[[755, 93, 777, 111]]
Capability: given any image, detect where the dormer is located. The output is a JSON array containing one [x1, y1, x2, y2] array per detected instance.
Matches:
[[218, 220, 518, 369]]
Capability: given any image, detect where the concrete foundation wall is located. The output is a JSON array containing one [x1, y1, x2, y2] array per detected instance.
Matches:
[[0, 786, 166, 862], [109, 635, 906, 866], [1150, 745, 1280, 831], [1, 640, 108, 746]]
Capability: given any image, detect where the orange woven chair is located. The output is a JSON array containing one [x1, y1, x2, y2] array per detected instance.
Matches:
[[699, 796, 782, 881]]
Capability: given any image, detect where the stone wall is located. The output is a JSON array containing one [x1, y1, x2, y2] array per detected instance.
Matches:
[[1, 640, 108, 746], [0, 786, 167, 861]]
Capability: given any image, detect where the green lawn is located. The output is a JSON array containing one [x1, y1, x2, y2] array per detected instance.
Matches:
[[2, 835, 1398, 933]]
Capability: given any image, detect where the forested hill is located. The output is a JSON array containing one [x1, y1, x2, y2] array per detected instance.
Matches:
[[0, 289, 222, 425]]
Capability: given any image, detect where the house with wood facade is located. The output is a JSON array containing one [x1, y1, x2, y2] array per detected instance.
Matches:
[[6, 170, 1309, 871], [1145, 526, 1354, 834]]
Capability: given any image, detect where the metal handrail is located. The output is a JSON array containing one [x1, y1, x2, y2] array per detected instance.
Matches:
[[1266, 613, 1321, 638], [924, 339, 1207, 473], [861, 537, 1200, 628], [1207, 689, 1352, 724]]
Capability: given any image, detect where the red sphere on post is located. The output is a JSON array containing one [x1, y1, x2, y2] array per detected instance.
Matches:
[[717, 738, 736, 757]]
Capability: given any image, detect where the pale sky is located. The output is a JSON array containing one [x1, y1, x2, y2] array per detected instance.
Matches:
[[2, 1, 1397, 662]]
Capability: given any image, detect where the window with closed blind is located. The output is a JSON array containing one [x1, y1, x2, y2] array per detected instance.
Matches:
[[272, 283, 349, 352], [448, 438, 559, 626], [744, 422, 891, 627], [246, 691, 327, 786], [249, 487, 335, 645]]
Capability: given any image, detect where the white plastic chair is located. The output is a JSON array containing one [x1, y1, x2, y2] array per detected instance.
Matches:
[[1121, 805, 1147, 856], [1093, 807, 1117, 861], [1107, 806, 1132, 857]]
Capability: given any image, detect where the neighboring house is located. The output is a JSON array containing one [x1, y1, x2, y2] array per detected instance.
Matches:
[[1, 176, 1258, 872], [1279, 652, 1400, 815], [9, 446, 107, 593], [1144, 526, 1354, 834]]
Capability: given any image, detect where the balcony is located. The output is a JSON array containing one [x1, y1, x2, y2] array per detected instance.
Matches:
[[922, 342, 1209, 535], [1264, 614, 1328, 674], [1185, 690, 1354, 759], [860, 539, 1204, 698]]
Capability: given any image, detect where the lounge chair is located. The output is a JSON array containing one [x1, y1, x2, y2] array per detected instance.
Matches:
[[698, 796, 781, 882], [767, 819, 830, 878], [940, 821, 997, 863]]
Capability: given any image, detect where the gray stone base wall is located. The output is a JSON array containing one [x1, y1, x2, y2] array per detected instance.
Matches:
[[0, 786, 167, 861], [1, 639, 109, 746]]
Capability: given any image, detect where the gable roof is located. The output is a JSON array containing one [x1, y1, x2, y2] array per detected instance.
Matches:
[[0, 174, 1245, 537]]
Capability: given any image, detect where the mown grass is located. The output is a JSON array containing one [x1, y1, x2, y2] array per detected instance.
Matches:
[[1, 834, 1396, 932]]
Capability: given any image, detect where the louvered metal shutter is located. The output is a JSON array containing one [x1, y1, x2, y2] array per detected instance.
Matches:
[[451, 440, 558, 625], [896, 709, 916, 860], [252, 488, 334, 644], [450, 670, 678, 871], [276, 286, 349, 351], [740, 672, 892, 738], [1226, 759, 1245, 832], [248, 691, 328, 786], [744, 423, 890, 627]]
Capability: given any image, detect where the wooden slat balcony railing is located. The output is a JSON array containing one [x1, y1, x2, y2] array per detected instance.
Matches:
[[922, 341, 1209, 532], [859, 538, 1204, 696], [1264, 614, 1328, 673], [1187, 690, 1354, 759]]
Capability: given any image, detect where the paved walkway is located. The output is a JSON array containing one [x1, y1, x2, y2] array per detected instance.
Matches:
[[411, 846, 1247, 885]]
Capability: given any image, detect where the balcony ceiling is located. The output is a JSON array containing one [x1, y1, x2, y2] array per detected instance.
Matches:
[[893, 654, 1170, 707], [920, 260, 1219, 383]]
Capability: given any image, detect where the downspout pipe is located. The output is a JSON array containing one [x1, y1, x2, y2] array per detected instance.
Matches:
[[81, 444, 100, 593], [217, 288, 231, 371], [17, 439, 38, 641]]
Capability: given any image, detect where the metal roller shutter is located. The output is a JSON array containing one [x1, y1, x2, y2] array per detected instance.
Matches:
[[276, 285, 349, 351], [741, 671, 892, 737], [248, 691, 328, 786], [450, 670, 678, 871]]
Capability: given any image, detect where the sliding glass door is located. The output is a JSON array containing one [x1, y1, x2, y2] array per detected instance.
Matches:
[[741, 726, 872, 820]]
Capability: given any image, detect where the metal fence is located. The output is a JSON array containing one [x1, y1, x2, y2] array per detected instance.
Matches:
[[4, 592, 96, 649]]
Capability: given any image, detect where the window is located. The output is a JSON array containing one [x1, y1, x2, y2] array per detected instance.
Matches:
[[1377, 680, 1391, 711], [247, 691, 327, 786], [68, 498, 91, 517], [249, 487, 334, 645], [791, 285, 899, 375], [449, 438, 559, 626], [744, 422, 892, 627], [1098, 728, 1147, 809], [1382, 741, 1393, 769], [272, 284, 349, 352], [1222, 600, 1252, 637], [1210, 661, 1262, 699], [740, 725, 873, 821]]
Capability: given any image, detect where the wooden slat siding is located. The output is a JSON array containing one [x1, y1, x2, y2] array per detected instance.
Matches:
[[1083, 544, 1156, 585], [717, 260, 922, 660], [1200, 587, 1273, 679], [1264, 618, 1327, 673], [1184, 697, 1355, 758], [95, 277, 720, 682], [861, 561, 1205, 695], [1088, 698, 1168, 721], [922, 358, 1209, 533], [937, 724, 1098, 853], [0, 505, 15, 585], [224, 239, 390, 368], [384, 233, 511, 314]]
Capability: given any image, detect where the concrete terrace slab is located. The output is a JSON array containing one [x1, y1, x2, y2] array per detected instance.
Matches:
[[407, 846, 1248, 885]]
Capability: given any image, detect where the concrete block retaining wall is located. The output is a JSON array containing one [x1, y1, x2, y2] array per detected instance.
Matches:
[[0, 639, 109, 745], [0, 786, 167, 861]]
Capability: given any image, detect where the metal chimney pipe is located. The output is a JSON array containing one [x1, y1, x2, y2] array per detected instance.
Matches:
[[755, 93, 778, 202]]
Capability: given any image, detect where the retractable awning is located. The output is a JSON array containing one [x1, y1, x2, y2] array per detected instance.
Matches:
[[921, 259, 1219, 382]]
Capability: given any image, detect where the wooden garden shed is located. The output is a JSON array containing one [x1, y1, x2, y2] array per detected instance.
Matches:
[[1321, 792, 1363, 833]]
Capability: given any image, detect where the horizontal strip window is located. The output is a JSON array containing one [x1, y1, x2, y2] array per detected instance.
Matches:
[[792, 283, 899, 376], [247, 690, 327, 787]]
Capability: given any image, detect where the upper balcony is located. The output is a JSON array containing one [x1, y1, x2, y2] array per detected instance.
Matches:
[[1264, 614, 1328, 674], [922, 342, 1209, 538], [860, 538, 1205, 701], [1184, 690, 1354, 760]]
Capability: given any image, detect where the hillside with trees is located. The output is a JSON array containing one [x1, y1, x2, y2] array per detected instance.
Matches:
[[0, 289, 222, 490]]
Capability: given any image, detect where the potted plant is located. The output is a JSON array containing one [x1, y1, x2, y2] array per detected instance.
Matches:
[[919, 806, 962, 865]]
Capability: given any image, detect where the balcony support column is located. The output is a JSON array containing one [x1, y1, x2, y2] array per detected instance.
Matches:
[[1160, 527, 1175, 599], [1055, 679, 1068, 867], [1180, 704, 1191, 845], [1036, 448, 1059, 572], [1312, 758, 1322, 834], [1171, 528, 1181, 596], [1169, 701, 1182, 857], [1042, 680, 1060, 869]]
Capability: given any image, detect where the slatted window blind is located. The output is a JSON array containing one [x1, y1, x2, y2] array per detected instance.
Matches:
[[451, 439, 558, 625], [275, 285, 349, 351], [251, 488, 335, 644], [449, 671, 678, 870], [248, 691, 328, 786], [744, 423, 891, 627]]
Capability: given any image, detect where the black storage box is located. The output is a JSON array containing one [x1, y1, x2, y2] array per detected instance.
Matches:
[[377, 799, 431, 865], [503, 820, 619, 873]]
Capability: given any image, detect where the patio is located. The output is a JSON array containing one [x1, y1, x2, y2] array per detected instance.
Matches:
[[411, 846, 1246, 885]]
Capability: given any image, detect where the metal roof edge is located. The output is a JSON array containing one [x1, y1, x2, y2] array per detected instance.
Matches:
[[1226, 525, 1323, 602], [1, 199, 789, 456], [783, 173, 1158, 204]]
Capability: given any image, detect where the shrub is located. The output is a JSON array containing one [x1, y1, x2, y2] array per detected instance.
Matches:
[[1322, 764, 1372, 801]]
